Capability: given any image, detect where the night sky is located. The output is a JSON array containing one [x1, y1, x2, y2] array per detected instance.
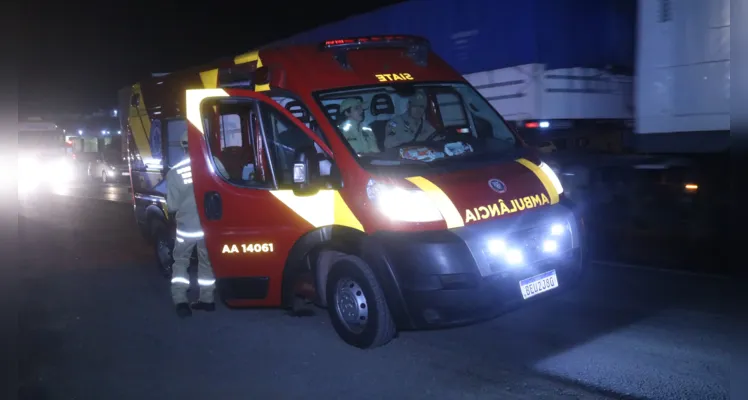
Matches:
[[20, 0, 403, 115]]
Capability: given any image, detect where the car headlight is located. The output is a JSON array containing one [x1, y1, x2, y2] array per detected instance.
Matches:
[[48, 159, 74, 182], [539, 161, 564, 195], [18, 155, 35, 167], [366, 179, 444, 223]]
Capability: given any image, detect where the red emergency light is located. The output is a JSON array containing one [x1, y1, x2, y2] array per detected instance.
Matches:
[[321, 35, 430, 68], [323, 35, 414, 48], [524, 121, 551, 129]]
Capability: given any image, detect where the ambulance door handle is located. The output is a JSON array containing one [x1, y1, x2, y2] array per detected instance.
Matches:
[[204, 191, 223, 221]]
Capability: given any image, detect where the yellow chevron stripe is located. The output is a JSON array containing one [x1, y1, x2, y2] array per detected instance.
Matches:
[[199, 69, 219, 89], [129, 83, 152, 159], [185, 89, 230, 134], [515, 158, 559, 204], [269, 190, 364, 232], [405, 176, 464, 229], [233, 50, 270, 92]]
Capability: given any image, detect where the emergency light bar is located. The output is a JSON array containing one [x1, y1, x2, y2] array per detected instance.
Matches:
[[322, 35, 428, 50], [321, 35, 430, 69], [525, 121, 550, 129]]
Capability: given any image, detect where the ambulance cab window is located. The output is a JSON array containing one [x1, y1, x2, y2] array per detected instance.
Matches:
[[259, 102, 322, 187], [314, 82, 518, 170], [270, 95, 329, 148], [203, 100, 269, 188], [219, 114, 242, 148], [435, 92, 468, 128]]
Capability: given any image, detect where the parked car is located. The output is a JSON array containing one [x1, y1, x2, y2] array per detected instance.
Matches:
[[87, 152, 130, 183]]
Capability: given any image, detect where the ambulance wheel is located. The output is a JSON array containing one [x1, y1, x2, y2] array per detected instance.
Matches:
[[150, 220, 173, 279], [326, 256, 396, 349]]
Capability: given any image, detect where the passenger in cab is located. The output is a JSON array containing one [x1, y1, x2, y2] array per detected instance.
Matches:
[[337, 98, 379, 154], [384, 89, 438, 149]]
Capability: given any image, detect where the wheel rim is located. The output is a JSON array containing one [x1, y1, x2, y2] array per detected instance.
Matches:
[[155, 236, 172, 275], [334, 278, 369, 334]]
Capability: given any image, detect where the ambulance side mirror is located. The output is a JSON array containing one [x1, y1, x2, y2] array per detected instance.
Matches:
[[291, 146, 321, 196]]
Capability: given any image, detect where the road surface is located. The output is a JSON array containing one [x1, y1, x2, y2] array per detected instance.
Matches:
[[48, 180, 131, 203], [17, 185, 734, 400]]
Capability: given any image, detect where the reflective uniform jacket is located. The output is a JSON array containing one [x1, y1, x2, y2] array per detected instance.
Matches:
[[166, 158, 202, 238], [339, 119, 379, 154]]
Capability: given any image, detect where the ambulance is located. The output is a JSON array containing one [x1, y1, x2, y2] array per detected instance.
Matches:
[[119, 35, 585, 348]]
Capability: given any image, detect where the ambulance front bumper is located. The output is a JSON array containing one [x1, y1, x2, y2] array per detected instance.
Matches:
[[367, 203, 586, 330]]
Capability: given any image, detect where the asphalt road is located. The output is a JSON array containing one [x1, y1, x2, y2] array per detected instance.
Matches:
[[47, 180, 132, 203], [17, 184, 734, 400]]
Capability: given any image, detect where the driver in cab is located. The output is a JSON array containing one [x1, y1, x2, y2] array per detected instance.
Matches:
[[384, 90, 438, 149], [337, 98, 379, 154]]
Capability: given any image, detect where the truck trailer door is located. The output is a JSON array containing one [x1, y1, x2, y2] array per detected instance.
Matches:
[[185, 88, 336, 307]]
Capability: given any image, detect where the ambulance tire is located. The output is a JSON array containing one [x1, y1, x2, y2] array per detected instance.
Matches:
[[326, 256, 396, 349], [150, 220, 174, 279]]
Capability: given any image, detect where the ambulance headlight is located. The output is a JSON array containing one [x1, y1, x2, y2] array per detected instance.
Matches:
[[539, 161, 564, 195], [48, 159, 74, 182], [366, 179, 443, 223], [18, 155, 43, 180]]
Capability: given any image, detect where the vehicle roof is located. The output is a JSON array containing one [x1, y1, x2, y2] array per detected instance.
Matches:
[[129, 37, 465, 94]]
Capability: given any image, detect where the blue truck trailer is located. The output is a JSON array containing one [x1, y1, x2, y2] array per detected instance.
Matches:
[[277, 0, 636, 74], [275, 0, 637, 154]]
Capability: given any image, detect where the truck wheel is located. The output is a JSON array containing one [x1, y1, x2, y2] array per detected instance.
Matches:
[[326, 256, 396, 349], [150, 220, 173, 279]]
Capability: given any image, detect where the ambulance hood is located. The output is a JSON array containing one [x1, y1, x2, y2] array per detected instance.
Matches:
[[420, 158, 559, 225]]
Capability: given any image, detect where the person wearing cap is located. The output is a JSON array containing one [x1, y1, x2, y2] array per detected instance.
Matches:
[[165, 131, 224, 318], [337, 98, 380, 154], [384, 90, 437, 149]]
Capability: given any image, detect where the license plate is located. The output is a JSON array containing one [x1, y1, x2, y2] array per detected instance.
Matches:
[[121, 172, 130, 176], [519, 269, 558, 300]]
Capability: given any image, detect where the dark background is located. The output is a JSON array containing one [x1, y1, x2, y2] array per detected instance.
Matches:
[[19, 0, 404, 115]]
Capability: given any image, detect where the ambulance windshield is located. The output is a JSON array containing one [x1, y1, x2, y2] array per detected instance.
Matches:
[[314, 82, 518, 169]]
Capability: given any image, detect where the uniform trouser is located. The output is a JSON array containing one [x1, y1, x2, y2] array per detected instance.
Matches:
[[170, 238, 216, 304]]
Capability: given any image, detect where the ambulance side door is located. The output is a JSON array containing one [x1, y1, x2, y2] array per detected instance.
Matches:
[[188, 89, 331, 307]]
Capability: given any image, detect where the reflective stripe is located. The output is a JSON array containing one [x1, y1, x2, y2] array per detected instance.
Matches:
[[197, 278, 216, 286], [173, 158, 191, 169], [177, 166, 191, 174], [183, 178, 193, 184], [515, 158, 560, 205], [176, 229, 204, 238], [405, 176, 464, 229], [186, 89, 230, 134], [176, 237, 184, 243], [268, 190, 364, 231], [171, 277, 190, 285]]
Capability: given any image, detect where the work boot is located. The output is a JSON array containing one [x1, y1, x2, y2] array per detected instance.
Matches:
[[175, 303, 192, 318], [190, 301, 215, 312]]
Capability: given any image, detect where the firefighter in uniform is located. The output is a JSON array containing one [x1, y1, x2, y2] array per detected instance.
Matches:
[[384, 90, 439, 149], [166, 132, 225, 317], [337, 98, 379, 154]]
